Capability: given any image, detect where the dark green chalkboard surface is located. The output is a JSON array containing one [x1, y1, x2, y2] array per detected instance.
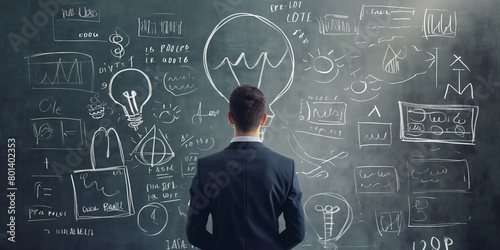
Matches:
[[1, 0, 499, 249]]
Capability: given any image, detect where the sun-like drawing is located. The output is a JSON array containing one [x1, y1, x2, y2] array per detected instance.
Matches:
[[153, 101, 180, 124], [304, 49, 345, 84], [344, 73, 383, 103]]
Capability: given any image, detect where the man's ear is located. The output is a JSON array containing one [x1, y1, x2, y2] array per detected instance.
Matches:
[[260, 113, 267, 126], [228, 112, 235, 125]]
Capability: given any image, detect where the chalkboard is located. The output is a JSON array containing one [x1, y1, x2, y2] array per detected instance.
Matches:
[[1, 0, 500, 249]]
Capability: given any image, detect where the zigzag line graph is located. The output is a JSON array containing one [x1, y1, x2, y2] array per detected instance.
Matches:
[[26, 52, 95, 92], [212, 50, 289, 89]]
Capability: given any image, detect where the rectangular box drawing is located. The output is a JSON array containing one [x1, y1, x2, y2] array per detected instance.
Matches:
[[423, 9, 457, 39], [304, 101, 347, 126], [408, 193, 469, 227], [399, 102, 479, 145], [408, 158, 470, 193], [318, 14, 359, 35], [360, 5, 416, 29], [55, 4, 101, 22], [375, 211, 404, 236], [358, 122, 392, 147], [71, 166, 135, 220], [26, 52, 95, 92], [181, 153, 198, 178], [138, 14, 184, 39], [53, 3, 105, 42], [354, 166, 399, 194], [70, 127, 135, 221], [31, 117, 87, 150]]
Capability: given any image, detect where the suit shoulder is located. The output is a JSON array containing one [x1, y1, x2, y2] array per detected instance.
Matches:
[[264, 147, 294, 163], [198, 145, 294, 165], [198, 150, 226, 163]]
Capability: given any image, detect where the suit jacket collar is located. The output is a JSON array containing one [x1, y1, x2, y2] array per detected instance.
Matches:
[[225, 141, 268, 150]]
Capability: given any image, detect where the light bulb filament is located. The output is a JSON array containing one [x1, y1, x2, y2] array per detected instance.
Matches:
[[315, 205, 340, 246], [123, 90, 139, 115]]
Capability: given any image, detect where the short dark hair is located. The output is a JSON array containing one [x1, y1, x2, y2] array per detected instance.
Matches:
[[229, 85, 265, 132]]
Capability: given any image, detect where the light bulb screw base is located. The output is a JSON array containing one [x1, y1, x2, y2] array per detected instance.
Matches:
[[127, 113, 143, 130], [263, 115, 274, 128], [259, 115, 274, 141], [319, 239, 337, 249]]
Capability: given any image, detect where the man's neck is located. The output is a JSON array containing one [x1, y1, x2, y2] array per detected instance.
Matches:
[[234, 129, 260, 138]]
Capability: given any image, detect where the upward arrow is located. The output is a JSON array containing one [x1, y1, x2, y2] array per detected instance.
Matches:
[[368, 105, 381, 117]]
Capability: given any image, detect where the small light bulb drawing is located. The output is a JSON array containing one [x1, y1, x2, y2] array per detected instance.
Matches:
[[203, 13, 295, 141], [304, 193, 353, 249], [109, 68, 152, 130]]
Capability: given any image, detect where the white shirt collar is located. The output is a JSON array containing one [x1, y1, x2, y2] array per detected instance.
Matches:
[[230, 136, 262, 143]]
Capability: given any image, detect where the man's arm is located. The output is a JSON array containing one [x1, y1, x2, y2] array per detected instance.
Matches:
[[186, 162, 213, 249], [279, 160, 306, 249]]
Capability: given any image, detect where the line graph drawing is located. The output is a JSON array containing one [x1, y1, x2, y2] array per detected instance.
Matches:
[[212, 50, 289, 87], [38, 58, 84, 84], [26, 52, 95, 92], [423, 9, 457, 39]]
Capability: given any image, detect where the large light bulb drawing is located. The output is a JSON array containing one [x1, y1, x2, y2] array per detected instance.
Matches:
[[304, 193, 353, 249], [109, 68, 152, 130], [203, 13, 295, 140]]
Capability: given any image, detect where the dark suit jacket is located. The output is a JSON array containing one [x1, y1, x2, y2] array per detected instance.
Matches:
[[186, 142, 305, 250]]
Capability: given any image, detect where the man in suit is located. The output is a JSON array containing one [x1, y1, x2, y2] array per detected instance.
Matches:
[[186, 85, 305, 249]]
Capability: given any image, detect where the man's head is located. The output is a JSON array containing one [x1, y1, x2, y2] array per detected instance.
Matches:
[[228, 85, 267, 134]]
